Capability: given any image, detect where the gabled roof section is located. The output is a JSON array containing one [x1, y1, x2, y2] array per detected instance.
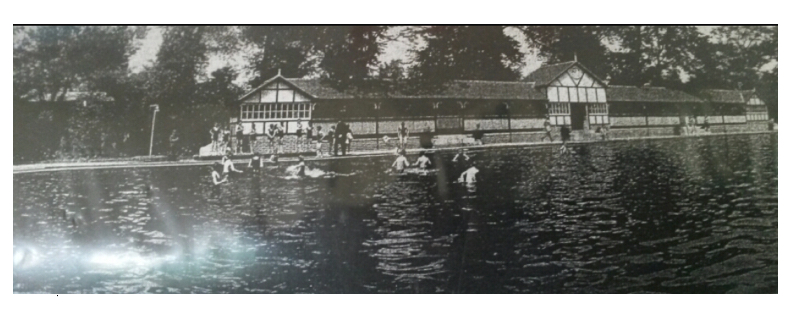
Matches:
[[237, 74, 318, 102], [524, 61, 606, 88], [699, 89, 760, 104], [608, 85, 703, 103]]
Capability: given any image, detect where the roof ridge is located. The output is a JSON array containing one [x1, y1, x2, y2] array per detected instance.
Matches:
[[535, 60, 576, 69], [452, 79, 535, 84]]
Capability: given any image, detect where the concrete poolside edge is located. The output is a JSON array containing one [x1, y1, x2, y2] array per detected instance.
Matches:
[[12, 130, 777, 174]]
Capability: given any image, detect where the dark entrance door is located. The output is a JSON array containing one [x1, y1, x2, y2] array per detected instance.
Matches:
[[571, 103, 586, 130]]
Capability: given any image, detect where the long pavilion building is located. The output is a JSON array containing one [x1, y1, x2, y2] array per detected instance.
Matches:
[[221, 61, 770, 154]]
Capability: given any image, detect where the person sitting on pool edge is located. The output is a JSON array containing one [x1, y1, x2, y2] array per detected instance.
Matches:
[[222, 155, 244, 176], [414, 151, 432, 169], [391, 149, 410, 173], [210, 162, 228, 185], [458, 162, 479, 184]]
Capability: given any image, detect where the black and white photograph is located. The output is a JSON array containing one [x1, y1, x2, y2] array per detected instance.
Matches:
[[12, 23, 779, 298]]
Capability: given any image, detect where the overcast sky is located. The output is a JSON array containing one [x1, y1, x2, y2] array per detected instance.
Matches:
[[128, 26, 719, 88]]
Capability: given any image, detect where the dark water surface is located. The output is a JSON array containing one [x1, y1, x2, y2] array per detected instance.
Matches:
[[13, 134, 778, 293]]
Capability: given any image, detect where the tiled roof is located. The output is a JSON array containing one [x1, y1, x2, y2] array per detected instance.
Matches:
[[255, 78, 547, 100], [607, 86, 703, 103], [392, 80, 546, 100], [700, 89, 748, 104], [524, 61, 577, 86]]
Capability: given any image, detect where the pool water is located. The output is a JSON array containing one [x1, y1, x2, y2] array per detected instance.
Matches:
[[13, 134, 778, 293]]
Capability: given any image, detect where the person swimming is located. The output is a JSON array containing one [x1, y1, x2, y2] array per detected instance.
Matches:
[[210, 162, 228, 185], [452, 148, 470, 162], [391, 150, 411, 173], [414, 151, 432, 169], [458, 162, 479, 184], [248, 154, 263, 172]]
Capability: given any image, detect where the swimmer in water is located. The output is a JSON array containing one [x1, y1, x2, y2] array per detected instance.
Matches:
[[458, 162, 479, 184], [287, 156, 310, 177], [452, 148, 470, 162], [414, 151, 432, 169], [248, 154, 263, 172], [210, 162, 228, 185], [391, 150, 410, 173]]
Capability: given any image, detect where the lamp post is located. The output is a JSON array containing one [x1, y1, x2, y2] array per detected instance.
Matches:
[[149, 104, 159, 156]]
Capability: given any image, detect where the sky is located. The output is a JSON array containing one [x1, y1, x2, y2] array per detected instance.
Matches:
[[128, 26, 720, 89]]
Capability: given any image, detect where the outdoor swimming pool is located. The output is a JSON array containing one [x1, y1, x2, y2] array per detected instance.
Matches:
[[13, 133, 778, 293]]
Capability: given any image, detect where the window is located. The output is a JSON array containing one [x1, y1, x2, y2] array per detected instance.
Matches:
[[548, 103, 570, 115], [241, 103, 313, 121], [746, 111, 768, 121], [588, 103, 608, 115]]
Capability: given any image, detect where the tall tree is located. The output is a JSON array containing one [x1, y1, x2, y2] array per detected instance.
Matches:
[[407, 26, 524, 93], [521, 26, 612, 78], [689, 26, 777, 90], [317, 26, 389, 92], [240, 26, 321, 87], [13, 26, 146, 102], [606, 26, 706, 88]]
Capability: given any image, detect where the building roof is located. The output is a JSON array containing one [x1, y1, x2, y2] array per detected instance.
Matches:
[[523, 61, 607, 88], [391, 80, 546, 100], [699, 89, 748, 104], [244, 77, 548, 101], [607, 86, 703, 103]]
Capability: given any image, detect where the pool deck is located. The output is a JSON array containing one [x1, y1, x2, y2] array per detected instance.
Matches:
[[13, 130, 777, 174]]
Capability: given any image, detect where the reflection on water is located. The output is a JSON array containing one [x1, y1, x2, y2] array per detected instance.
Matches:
[[13, 134, 777, 293]]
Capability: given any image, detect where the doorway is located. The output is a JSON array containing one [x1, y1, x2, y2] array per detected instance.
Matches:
[[571, 103, 586, 130]]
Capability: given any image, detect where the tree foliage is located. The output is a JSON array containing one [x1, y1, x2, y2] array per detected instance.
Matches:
[[13, 26, 147, 102], [407, 26, 524, 93]]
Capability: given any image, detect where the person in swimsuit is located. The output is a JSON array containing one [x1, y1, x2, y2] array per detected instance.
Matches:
[[288, 156, 308, 177], [314, 125, 325, 158], [265, 124, 277, 154], [210, 123, 221, 154], [276, 122, 285, 154], [305, 122, 314, 153], [414, 151, 432, 169], [296, 119, 305, 152], [472, 123, 484, 145], [210, 162, 228, 185], [452, 148, 470, 163], [541, 116, 554, 142], [249, 123, 257, 154], [458, 162, 479, 184], [327, 125, 336, 156], [222, 155, 243, 176], [235, 121, 245, 154], [248, 154, 263, 172], [391, 150, 410, 173], [398, 122, 409, 150]]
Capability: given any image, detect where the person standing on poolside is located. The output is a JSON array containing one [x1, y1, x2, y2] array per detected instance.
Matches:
[[541, 116, 554, 142], [398, 122, 409, 150], [305, 121, 314, 153], [296, 118, 305, 152], [169, 129, 180, 160], [391, 150, 410, 173], [314, 125, 325, 158], [276, 122, 285, 154], [235, 121, 245, 154], [472, 123, 484, 145], [210, 123, 221, 154], [345, 123, 353, 154], [265, 124, 277, 154], [248, 123, 257, 154], [334, 121, 348, 156], [327, 125, 336, 156]]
